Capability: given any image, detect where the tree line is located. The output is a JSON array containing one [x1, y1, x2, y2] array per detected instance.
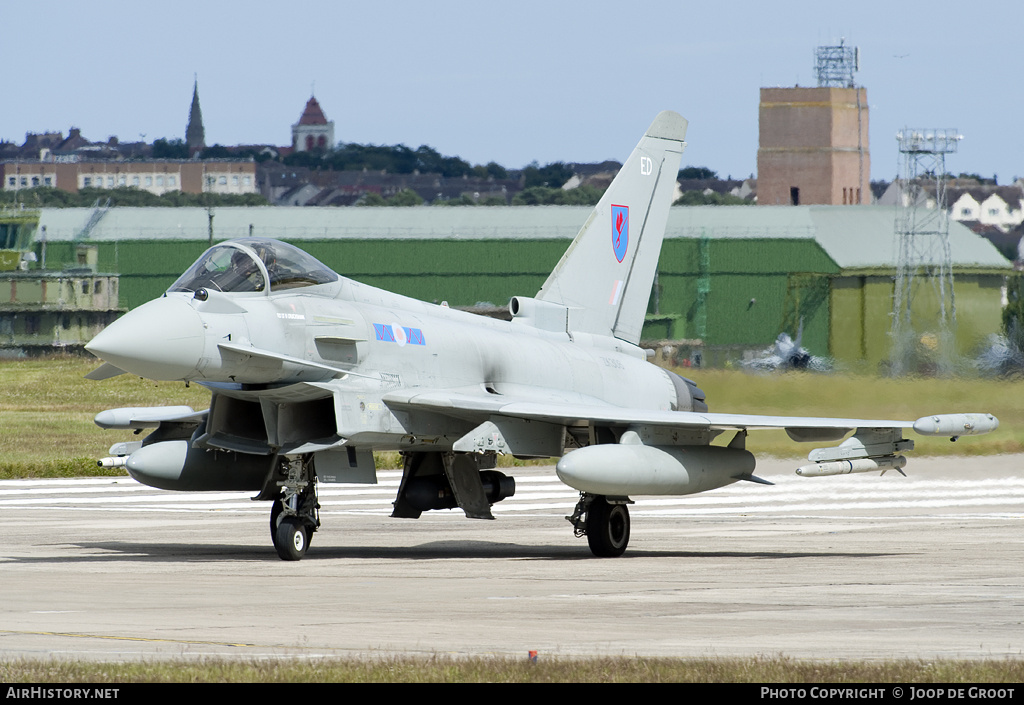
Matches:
[[157, 137, 601, 190]]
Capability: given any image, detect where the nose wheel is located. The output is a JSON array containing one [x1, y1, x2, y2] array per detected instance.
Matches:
[[269, 456, 319, 561]]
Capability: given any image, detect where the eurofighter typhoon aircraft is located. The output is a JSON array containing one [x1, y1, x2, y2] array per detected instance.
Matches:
[[85, 111, 998, 560]]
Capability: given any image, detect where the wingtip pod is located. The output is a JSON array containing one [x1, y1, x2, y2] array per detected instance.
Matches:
[[912, 413, 999, 438], [646, 110, 688, 142]]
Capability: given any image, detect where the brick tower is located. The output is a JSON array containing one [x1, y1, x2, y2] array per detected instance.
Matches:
[[757, 43, 869, 206]]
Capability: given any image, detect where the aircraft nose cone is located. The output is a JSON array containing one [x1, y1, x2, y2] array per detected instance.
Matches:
[[86, 295, 206, 381]]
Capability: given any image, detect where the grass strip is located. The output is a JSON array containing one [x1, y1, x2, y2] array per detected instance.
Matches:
[[2, 655, 1023, 683]]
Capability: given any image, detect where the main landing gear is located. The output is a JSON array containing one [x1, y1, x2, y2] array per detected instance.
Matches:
[[568, 493, 632, 557], [263, 453, 633, 560], [270, 456, 320, 561]]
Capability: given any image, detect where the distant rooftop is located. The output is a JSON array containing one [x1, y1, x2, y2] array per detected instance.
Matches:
[[297, 97, 329, 126], [31, 205, 1010, 272]]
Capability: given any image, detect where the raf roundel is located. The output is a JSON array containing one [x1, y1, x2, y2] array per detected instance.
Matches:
[[611, 204, 629, 263]]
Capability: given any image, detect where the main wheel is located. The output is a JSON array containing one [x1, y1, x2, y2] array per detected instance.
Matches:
[[586, 496, 630, 557], [275, 516, 309, 561]]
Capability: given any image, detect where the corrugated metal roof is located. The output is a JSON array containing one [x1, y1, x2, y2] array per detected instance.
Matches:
[[665, 205, 1009, 270], [35, 204, 1010, 271], [36, 206, 586, 242], [809, 206, 1007, 270]]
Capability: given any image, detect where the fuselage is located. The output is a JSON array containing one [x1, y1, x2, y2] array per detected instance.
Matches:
[[86, 249, 683, 453]]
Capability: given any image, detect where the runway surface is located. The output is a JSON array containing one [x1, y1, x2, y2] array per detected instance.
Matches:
[[1, 455, 1022, 661]]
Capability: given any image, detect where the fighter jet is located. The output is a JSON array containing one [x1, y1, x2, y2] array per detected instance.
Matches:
[[743, 320, 831, 373], [85, 111, 998, 560]]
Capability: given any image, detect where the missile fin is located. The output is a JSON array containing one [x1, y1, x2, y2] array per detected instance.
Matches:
[[736, 474, 774, 485], [85, 362, 127, 380]]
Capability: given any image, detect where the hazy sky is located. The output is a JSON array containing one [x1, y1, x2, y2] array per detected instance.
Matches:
[[5, 0, 1020, 182]]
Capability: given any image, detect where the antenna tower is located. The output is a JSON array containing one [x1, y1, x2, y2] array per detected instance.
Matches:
[[815, 39, 859, 88], [889, 128, 962, 375]]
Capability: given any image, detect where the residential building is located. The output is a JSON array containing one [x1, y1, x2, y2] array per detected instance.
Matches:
[[1, 160, 258, 196], [948, 185, 1024, 232]]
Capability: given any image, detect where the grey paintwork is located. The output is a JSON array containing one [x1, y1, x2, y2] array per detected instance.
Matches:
[[87, 112, 695, 461], [84, 112, 999, 557]]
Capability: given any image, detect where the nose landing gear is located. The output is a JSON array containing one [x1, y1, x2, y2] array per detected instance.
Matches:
[[270, 456, 319, 561]]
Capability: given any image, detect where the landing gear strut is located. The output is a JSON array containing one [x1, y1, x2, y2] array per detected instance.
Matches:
[[567, 493, 632, 557], [270, 455, 319, 561]]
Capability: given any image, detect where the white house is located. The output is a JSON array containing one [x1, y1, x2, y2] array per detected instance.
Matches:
[[948, 186, 1024, 231]]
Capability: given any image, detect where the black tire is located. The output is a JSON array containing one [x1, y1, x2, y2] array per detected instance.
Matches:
[[586, 496, 630, 557], [270, 498, 283, 549], [275, 516, 309, 561]]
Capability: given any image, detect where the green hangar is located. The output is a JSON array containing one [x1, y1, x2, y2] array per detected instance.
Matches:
[[31, 204, 1010, 367]]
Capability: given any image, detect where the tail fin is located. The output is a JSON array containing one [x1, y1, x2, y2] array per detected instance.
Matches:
[[537, 111, 687, 344]]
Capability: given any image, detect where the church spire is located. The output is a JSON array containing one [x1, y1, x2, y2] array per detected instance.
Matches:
[[186, 76, 205, 158]]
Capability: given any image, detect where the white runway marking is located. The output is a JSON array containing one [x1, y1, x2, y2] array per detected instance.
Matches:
[[2, 468, 1022, 518], [1, 461, 1021, 661]]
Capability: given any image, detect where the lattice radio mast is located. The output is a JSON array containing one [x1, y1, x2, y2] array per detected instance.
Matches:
[[814, 39, 859, 88], [890, 128, 962, 375], [813, 40, 866, 203]]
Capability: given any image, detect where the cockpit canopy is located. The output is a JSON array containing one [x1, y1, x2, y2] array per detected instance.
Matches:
[[168, 238, 339, 295]]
